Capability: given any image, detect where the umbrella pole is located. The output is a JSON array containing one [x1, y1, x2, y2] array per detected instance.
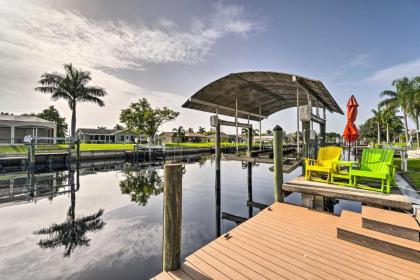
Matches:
[[348, 141, 351, 161]]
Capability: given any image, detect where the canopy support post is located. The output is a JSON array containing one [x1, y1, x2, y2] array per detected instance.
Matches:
[[321, 107, 326, 147], [259, 105, 262, 151], [235, 98, 239, 155], [247, 113, 252, 156], [296, 88, 300, 157]]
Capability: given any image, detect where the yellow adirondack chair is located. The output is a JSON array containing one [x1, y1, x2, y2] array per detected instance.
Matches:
[[304, 146, 342, 183]]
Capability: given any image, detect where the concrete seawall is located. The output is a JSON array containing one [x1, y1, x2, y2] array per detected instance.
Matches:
[[0, 147, 243, 172]]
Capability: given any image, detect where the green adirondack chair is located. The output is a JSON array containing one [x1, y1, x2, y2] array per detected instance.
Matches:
[[304, 146, 342, 183], [349, 148, 395, 193]]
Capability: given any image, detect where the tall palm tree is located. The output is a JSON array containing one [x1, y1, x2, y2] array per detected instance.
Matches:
[[172, 126, 185, 145], [380, 77, 414, 144], [35, 63, 107, 137], [410, 77, 420, 147], [379, 105, 399, 144], [34, 170, 105, 257], [371, 107, 384, 144]]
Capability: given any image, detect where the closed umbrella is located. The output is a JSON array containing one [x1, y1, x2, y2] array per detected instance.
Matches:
[[343, 95, 359, 160]]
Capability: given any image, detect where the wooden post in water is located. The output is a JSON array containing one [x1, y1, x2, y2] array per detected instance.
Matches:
[[273, 125, 284, 202], [215, 120, 221, 237], [247, 162, 253, 218], [247, 125, 253, 156], [162, 164, 182, 271]]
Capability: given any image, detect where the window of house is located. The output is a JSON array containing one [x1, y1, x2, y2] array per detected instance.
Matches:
[[100, 135, 105, 140], [120, 135, 124, 141]]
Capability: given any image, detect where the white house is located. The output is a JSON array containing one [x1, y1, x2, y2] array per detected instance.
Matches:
[[76, 128, 142, 144], [0, 114, 57, 145]]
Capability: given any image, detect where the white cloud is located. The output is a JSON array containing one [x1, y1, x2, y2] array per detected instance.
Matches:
[[366, 58, 420, 84], [0, 1, 260, 70], [0, 0, 261, 130]]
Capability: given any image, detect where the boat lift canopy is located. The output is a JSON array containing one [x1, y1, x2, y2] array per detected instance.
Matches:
[[182, 71, 344, 120]]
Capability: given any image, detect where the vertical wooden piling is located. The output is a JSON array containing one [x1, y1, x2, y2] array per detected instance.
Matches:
[[273, 125, 284, 202], [247, 126, 253, 156], [215, 121, 221, 237], [162, 164, 183, 271], [247, 162, 253, 218]]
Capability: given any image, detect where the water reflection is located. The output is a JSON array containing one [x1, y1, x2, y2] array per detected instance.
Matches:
[[33, 169, 105, 257], [119, 166, 164, 206]]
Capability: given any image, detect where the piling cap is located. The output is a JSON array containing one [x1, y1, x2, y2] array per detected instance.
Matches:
[[273, 125, 283, 131]]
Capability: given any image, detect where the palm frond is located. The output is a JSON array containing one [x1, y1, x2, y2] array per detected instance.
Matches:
[[78, 95, 105, 106], [84, 86, 107, 97], [380, 90, 396, 98]]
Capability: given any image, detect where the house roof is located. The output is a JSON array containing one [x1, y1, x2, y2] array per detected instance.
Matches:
[[185, 132, 206, 137], [182, 71, 343, 121], [159, 132, 174, 137], [77, 128, 138, 135], [206, 132, 240, 138], [0, 114, 54, 124]]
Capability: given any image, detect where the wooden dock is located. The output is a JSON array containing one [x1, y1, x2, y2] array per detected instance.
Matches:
[[283, 176, 412, 211], [153, 203, 420, 279]]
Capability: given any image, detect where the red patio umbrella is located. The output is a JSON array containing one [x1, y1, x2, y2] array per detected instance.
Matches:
[[343, 95, 359, 160], [343, 95, 359, 143]]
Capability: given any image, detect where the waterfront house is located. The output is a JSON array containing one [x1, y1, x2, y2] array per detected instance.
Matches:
[[159, 132, 177, 143], [0, 114, 57, 145], [184, 132, 206, 142], [76, 128, 141, 144], [206, 132, 242, 142]]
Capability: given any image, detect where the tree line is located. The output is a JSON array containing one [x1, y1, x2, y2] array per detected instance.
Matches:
[[360, 76, 420, 147], [35, 63, 179, 142]]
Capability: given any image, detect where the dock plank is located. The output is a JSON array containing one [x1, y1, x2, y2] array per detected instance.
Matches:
[[259, 205, 420, 277], [153, 203, 420, 279]]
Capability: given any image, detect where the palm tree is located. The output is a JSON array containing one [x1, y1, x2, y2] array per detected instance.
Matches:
[[198, 126, 206, 135], [380, 78, 414, 144], [371, 107, 384, 144], [35, 63, 107, 137], [379, 105, 399, 144], [410, 77, 420, 147], [266, 129, 273, 136], [34, 170, 105, 257], [172, 126, 185, 145]]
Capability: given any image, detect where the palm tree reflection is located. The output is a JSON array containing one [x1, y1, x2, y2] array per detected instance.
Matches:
[[119, 167, 163, 206], [34, 169, 105, 257]]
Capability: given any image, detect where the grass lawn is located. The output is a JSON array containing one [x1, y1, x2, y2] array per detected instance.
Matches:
[[0, 141, 257, 155], [0, 142, 233, 154], [394, 158, 420, 190], [0, 143, 136, 154]]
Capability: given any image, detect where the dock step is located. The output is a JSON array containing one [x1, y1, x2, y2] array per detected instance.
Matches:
[[337, 210, 420, 263], [362, 206, 420, 241]]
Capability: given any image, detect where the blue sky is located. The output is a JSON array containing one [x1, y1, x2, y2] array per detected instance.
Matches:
[[1, 0, 420, 134]]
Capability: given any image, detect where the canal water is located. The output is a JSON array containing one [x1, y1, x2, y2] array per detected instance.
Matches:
[[0, 157, 360, 280]]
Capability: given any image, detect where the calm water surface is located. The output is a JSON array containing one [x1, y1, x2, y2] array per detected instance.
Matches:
[[0, 158, 360, 280]]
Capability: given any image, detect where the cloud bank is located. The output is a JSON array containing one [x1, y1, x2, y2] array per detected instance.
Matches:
[[0, 0, 261, 129], [0, 1, 260, 70]]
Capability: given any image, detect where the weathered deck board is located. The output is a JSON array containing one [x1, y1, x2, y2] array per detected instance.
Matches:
[[283, 176, 412, 210], [154, 203, 420, 279]]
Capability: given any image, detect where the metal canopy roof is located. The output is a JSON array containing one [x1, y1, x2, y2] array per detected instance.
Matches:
[[182, 71, 344, 121]]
